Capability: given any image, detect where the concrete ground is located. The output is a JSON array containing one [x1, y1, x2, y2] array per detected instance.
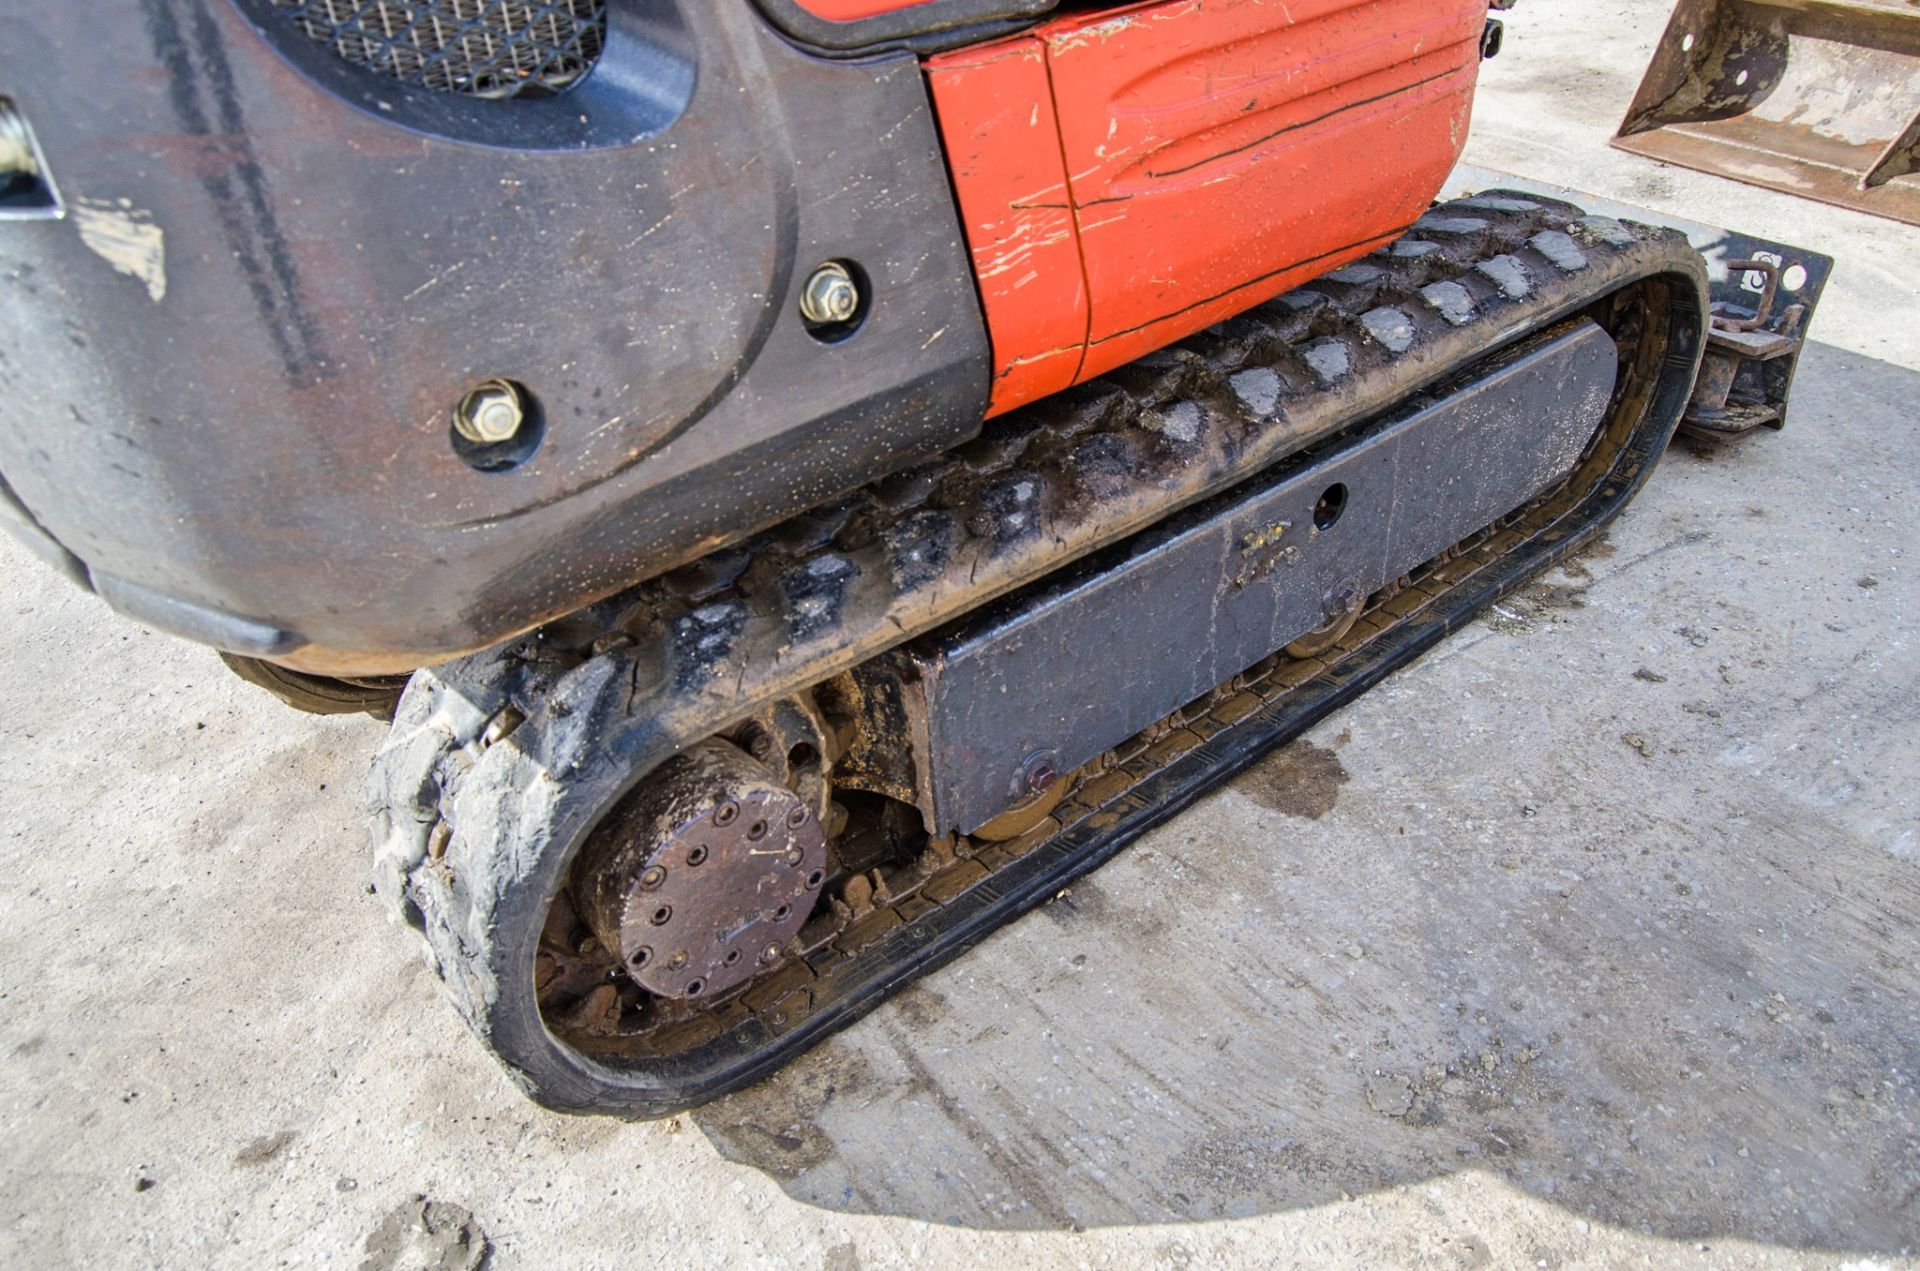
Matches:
[[2, 1, 1916, 1267]]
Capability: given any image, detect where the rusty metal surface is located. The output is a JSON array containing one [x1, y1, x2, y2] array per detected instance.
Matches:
[[896, 321, 1619, 837], [365, 193, 1712, 1115], [573, 740, 826, 1003], [1684, 257, 1811, 441], [1613, 0, 1920, 225]]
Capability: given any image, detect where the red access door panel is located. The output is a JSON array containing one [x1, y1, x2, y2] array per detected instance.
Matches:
[[930, 0, 1488, 414]]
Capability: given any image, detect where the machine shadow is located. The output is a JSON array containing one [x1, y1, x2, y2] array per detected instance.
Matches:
[[694, 343, 1920, 1251]]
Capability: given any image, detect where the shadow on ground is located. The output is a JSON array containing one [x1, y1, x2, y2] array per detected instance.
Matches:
[[692, 343, 1920, 1250]]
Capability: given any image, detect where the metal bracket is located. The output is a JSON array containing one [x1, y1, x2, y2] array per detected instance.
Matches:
[[1442, 166, 1835, 444]]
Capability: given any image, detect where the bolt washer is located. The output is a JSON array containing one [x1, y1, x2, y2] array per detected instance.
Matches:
[[573, 739, 826, 1001], [800, 262, 860, 325], [454, 378, 524, 445]]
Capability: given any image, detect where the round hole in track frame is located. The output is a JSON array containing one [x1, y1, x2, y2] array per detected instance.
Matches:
[[1314, 483, 1349, 531]]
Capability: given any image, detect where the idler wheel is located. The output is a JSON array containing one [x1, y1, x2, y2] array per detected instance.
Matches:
[[572, 740, 827, 1001]]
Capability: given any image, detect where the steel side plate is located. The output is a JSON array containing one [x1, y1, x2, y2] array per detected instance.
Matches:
[[907, 319, 1619, 835]]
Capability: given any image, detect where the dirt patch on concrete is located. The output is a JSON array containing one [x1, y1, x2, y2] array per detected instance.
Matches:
[[1484, 581, 1591, 636], [232, 1130, 296, 1168], [359, 1198, 488, 1271], [1043, 876, 1114, 926], [1236, 740, 1350, 819], [697, 1043, 877, 1181], [890, 984, 951, 1030]]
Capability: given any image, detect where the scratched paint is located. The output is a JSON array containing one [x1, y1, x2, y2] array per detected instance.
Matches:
[[929, 0, 1485, 403]]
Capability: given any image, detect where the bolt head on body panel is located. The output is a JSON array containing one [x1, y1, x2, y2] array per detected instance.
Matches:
[[455, 380, 525, 445], [800, 263, 860, 325]]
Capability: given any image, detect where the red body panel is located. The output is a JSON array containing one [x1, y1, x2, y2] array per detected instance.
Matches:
[[928, 0, 1487, 416], [924, 41, 1090, 411]]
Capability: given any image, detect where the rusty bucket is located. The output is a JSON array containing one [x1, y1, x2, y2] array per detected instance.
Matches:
[[1612, 0, 1920, 225]]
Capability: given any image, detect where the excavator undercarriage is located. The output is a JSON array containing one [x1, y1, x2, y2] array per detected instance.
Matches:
[[1, 0, 1832, 1114], [369, 196, 1719, 1113]]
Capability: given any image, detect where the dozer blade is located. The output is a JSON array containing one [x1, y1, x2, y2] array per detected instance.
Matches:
[[1612, 0, 1920, 226]]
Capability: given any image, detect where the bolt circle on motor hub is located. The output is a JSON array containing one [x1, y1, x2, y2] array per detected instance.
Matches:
[[571, 739, 826, 1002]]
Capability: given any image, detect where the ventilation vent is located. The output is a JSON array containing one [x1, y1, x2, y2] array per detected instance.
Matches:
[[269, 0, 608, 100]]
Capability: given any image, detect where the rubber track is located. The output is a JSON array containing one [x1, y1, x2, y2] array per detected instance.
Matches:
[[366, 193, 1708, 1113]]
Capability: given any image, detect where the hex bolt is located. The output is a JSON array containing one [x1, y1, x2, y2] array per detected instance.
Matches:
[[1323, 584, 1362, 625], [1013, 750, 1060, 798], [799, 262, 860, 326], [454, 378, 525, 445]]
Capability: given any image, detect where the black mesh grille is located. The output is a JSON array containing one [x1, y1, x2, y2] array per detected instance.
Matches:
[[269, 0, 608, 100]]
